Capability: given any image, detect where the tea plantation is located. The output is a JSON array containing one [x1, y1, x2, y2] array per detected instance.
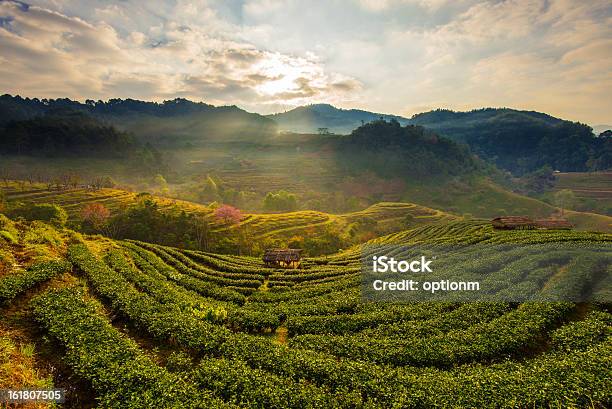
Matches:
[[0, 215, 610, 408]]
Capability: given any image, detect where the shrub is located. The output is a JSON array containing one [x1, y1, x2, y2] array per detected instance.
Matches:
[[0, 259, 71, 303], [0, 214, 19, 244], [263, 190, 298, 212], [8, 203, 68, 227], [23, 221, 64, 247]]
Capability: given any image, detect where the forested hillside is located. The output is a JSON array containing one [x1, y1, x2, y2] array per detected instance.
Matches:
[[330, 119, 477, 177], [0, 94, 277, 145], [0, 110, 164, 173], [411, 108, 611, 174]]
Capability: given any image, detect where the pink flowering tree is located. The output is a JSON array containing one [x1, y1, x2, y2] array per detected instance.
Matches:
[[81, 202, 110, 229], [214, 204, 242, 225]]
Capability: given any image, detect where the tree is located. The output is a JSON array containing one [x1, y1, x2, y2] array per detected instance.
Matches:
[[194, 214, 212, 251], [154, 174, 169, 195], [214, 204, 242, 224], [522, 165, 556, 194], [8, 203, 68, 227], [235, 224, 253, 256], [554, 189, 576, 216], [200, 175, 219, 202], [263, 190, 298, 212], [403, 214, 415, 227], [81, 203, 110, 230], [102, 176, 117, 188]]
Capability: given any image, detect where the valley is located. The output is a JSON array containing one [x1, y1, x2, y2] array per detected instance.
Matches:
[[0, 95, 610, 409]]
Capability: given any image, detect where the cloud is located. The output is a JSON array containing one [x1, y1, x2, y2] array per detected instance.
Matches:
[[0, 0, 361, 111], [364, 0, 612, 124], [0, 0, 610, 124]]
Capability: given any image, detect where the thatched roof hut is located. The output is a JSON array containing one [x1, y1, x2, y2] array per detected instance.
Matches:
[[491, 216, 536, 230], [263, 249, 302, 268], [491, 216, 573, 230], [534, 218, 573, 229]]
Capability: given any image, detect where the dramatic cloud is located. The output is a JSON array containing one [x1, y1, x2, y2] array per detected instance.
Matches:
[[0, 0, 362, 111], [0, 0, 610, 124]]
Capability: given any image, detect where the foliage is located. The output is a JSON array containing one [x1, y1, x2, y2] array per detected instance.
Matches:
[[0, 94, 277, 144], [411, 108, 611, 174], [214, 205, 242, 224], [554, 189, 576, 215], [30, 287, 230, 408], [0, 259, 71, 304], [0, 109, 165, 173], [7, 203, 68, 227], [263, 190, 298, 212], [81, 203, 111, 230], [332, 119, 478, 178], [0, 217, 608, 407], [0, 214, 18, 244], [520, 165, 557, 194]]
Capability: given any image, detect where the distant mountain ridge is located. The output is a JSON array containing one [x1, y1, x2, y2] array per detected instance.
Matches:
[[0, 94, 277, 145], [267, 103, 411, 134], [271, 104, 611, 174], [410, 108, 610, 174], [1, 95, 609, 174]]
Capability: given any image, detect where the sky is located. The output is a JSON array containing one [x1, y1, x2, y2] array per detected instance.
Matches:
[[0, 0, 610, 125]]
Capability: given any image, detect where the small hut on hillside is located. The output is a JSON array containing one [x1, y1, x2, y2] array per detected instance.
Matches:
[[491, 216, 536, 230], [491, 216, 573, 230], [534, 218, 573, 230], [263, 249, 302, 269]]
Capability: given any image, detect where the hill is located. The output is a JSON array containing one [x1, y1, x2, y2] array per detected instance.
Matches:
[[1, 181, 454, 254], [268, 103, 410, 134], [0, 110, 146, 156], [0, 215, 610, 408], [0, 94, 277, 145], [410, 108, 611, 174], [538, 171, 612, 216], [268, 104, 611, 175]]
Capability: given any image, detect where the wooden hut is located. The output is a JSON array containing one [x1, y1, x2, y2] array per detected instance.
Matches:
[[491, 216, 536, 230], [491, 216, 573, 230], [534, 218, 573, 230], [263, 249, 302, 269]]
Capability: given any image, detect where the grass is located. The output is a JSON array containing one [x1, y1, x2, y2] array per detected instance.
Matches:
[[0, 327, 54, 409]]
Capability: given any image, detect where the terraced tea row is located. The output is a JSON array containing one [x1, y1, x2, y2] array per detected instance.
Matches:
[[3, 182, 451, 243], [0, 215, 610, 408]]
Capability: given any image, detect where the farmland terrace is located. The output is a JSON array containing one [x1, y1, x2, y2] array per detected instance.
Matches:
[[0, 214, 610, 408]]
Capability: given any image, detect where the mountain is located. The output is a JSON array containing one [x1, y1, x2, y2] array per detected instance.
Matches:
[[0, 94, 277, 145], [0, 109, 164, 172], [3, 95, 609, 174], [327, 119, 478, 178], [410, 108, 611, 175], [267, 103, 410, 134], [269, 104, 610, 174]]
